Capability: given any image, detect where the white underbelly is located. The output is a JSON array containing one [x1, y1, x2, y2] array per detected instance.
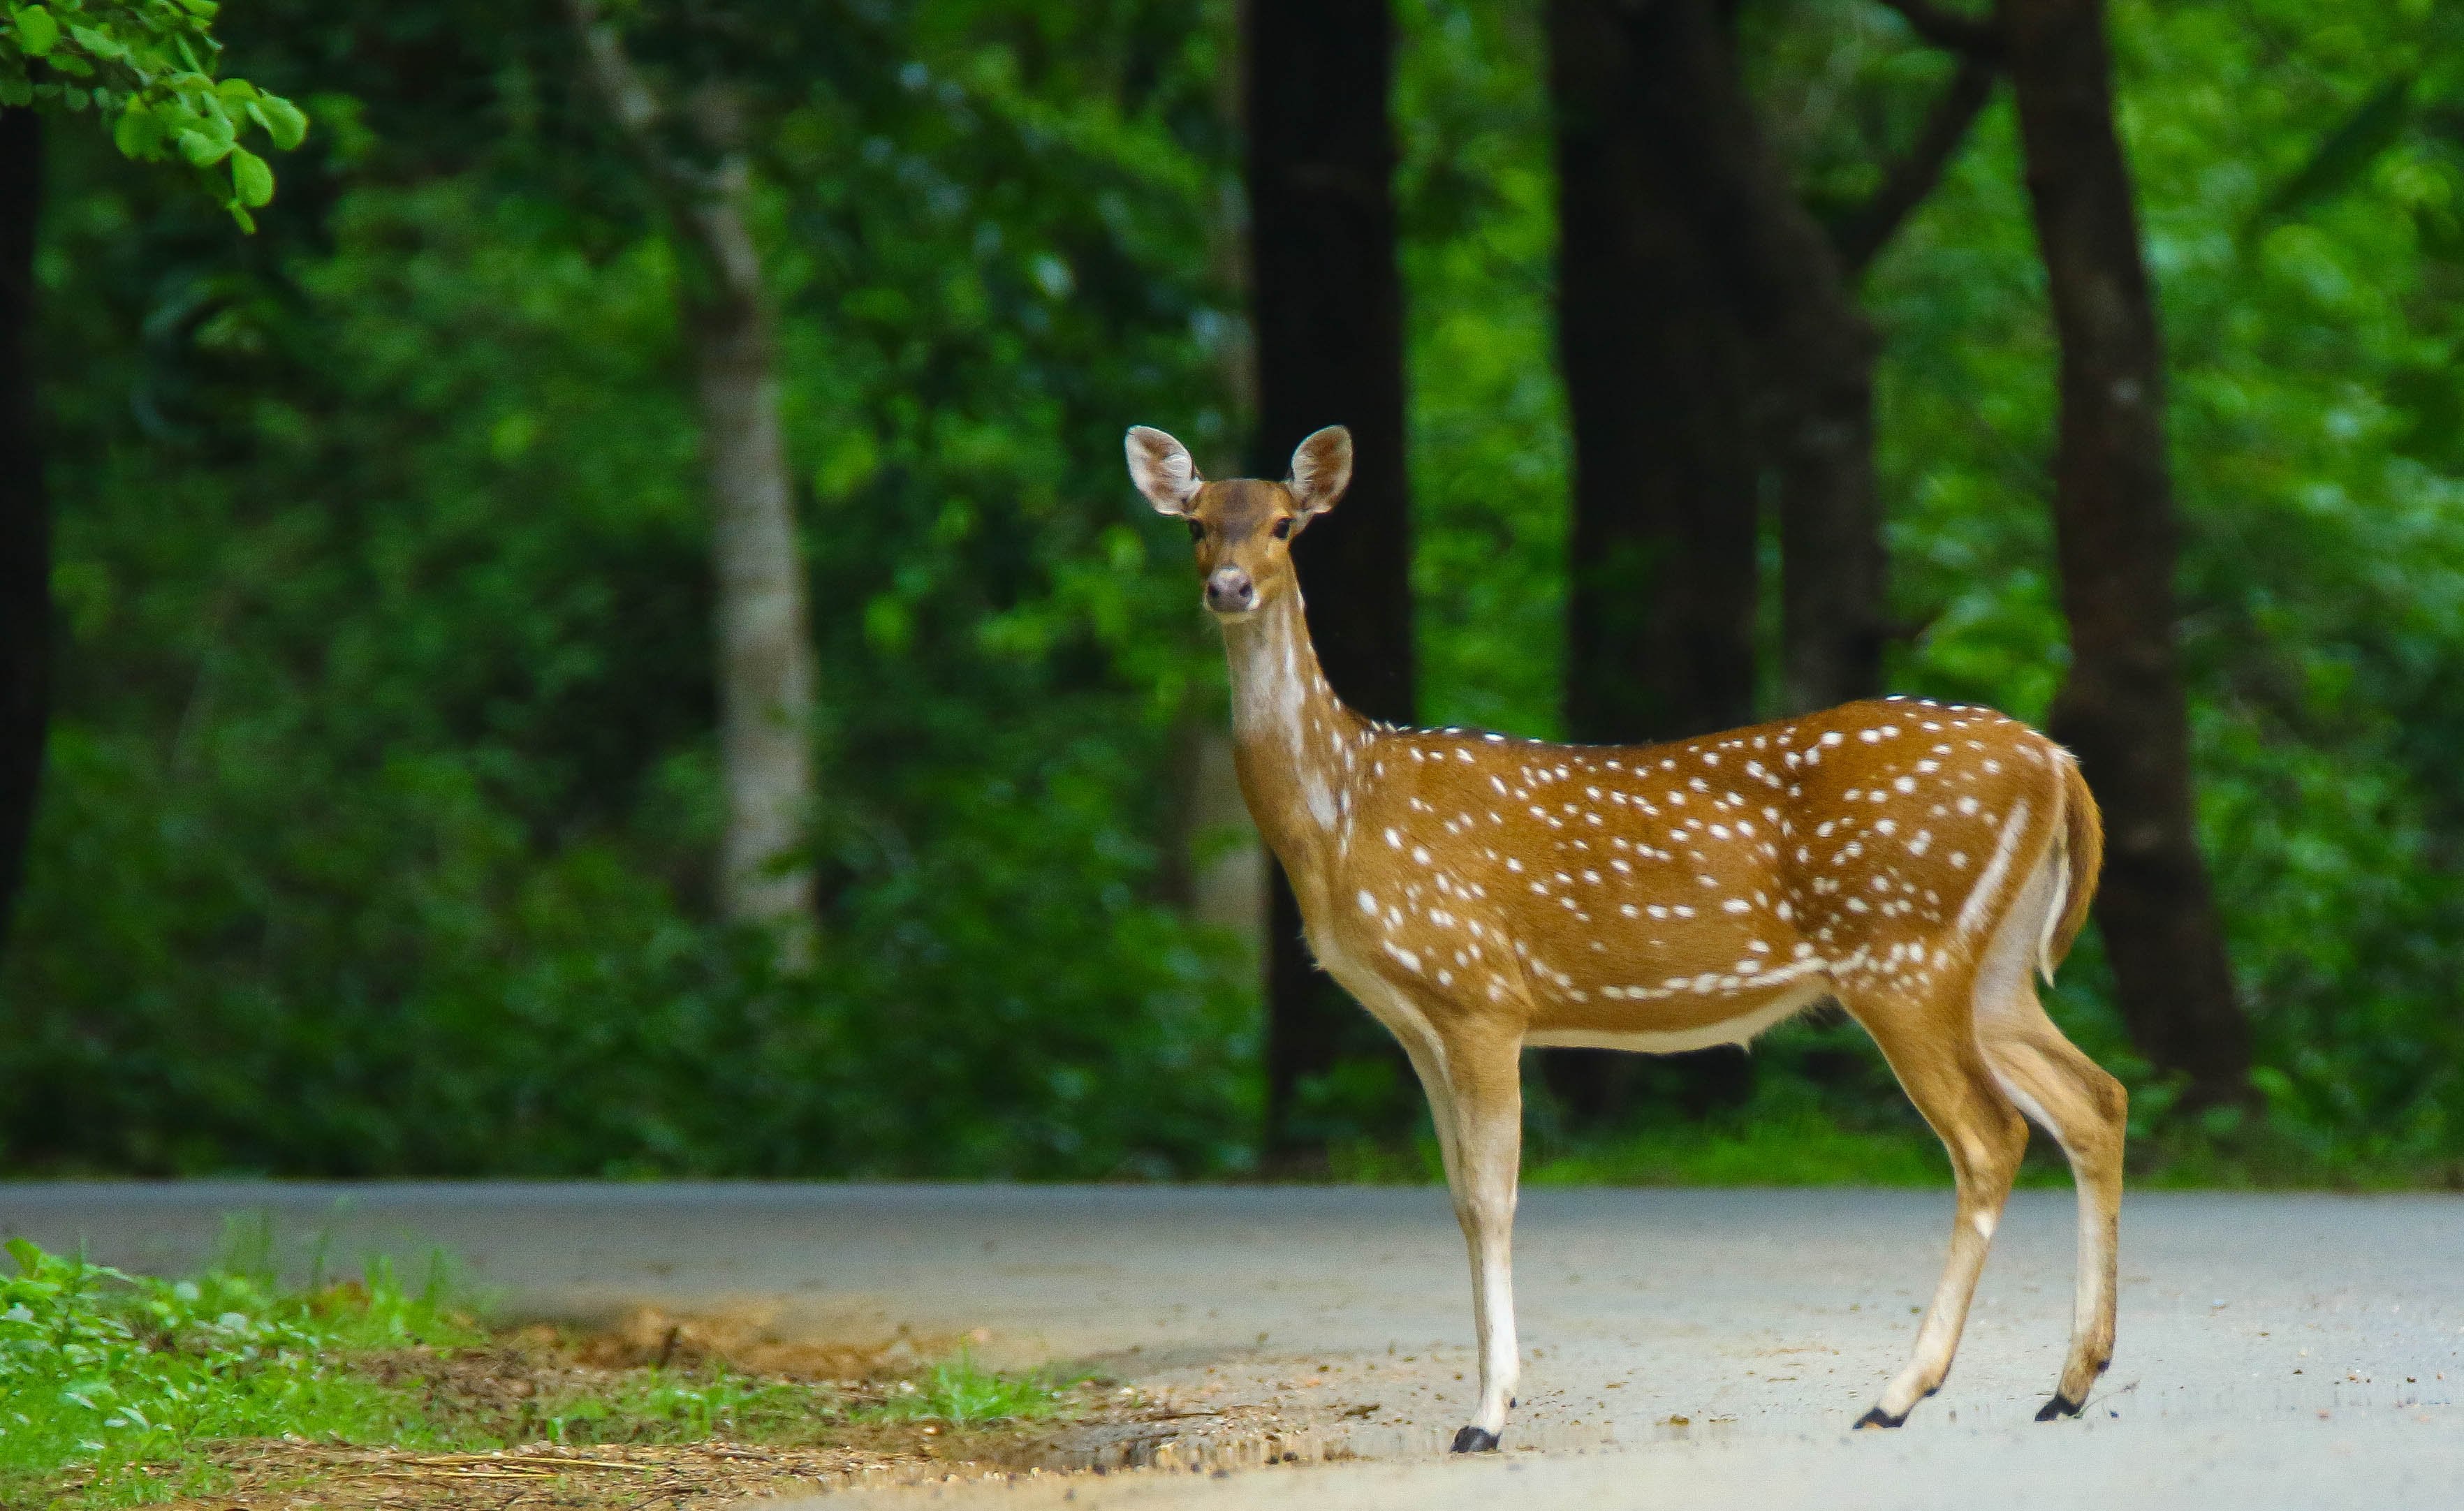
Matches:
[[1522, 982, 1829, 1055]]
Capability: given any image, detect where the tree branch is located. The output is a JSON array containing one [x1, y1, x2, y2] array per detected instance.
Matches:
[[1874, 0, 2001, 59], [565, 0, 761, 315], [1833, 53, 1999, 274], [567, 0, 692, 193]]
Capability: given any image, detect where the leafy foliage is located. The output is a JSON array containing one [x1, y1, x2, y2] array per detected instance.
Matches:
[[4, 0, 2464, 1180], [4, 0, 1259, 1179], [1, 0, 305, 223]]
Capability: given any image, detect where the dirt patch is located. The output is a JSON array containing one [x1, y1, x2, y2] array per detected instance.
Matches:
[[124, 1310, 1401, 1509], [556, 1305, 974, 1380], [138, 1311, 1108, 1511]]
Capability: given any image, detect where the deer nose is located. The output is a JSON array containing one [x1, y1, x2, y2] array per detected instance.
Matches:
[[1205, 566, 1256, 614]]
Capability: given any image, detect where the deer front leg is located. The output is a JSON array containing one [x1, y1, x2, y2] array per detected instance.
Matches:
[[1413, 1026, 1524, 1453]]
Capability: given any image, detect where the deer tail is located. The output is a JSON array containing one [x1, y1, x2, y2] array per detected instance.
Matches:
[[2039, 749, 2104, 984]]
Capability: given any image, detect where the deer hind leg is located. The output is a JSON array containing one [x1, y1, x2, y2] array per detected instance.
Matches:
[[1396, 1019, 1523, 1453], [1843, 987, 2029, 1429], [1976, 1001, 2126, 1419], [1966, 832, 2128, 1420]]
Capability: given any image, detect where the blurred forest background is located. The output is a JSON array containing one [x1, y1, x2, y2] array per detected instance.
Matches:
[[3, 0, 2462, 1183]]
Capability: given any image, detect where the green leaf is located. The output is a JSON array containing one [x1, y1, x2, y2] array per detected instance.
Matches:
[[177, 127, 232, 167], [10, 5, 60, 57], [68, 23, 126, 61], [228, 146, 273, 208], [113, 101, 157, 158], [184, 106, 236, 147], [249, 94, 309, 152]]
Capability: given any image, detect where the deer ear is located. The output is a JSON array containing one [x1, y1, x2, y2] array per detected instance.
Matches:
[[1126, 426, 1203, 515], [1287, 426, 1353, 515]]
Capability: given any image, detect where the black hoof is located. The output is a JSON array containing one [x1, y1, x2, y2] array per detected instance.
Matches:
[[1854, 1406, 1906, 1431], [2034, 1392, 2083, 1422], [1451, 1426, 1501, 1454]]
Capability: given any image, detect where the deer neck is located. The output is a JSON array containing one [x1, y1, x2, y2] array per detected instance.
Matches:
[[1219, 589, 1371, 885]]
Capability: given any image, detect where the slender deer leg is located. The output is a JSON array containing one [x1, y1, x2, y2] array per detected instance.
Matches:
[[1847, 995, 2028, 1428], [1412, 1026, 1523, 1452], [1977, 1007, 2126, 1418], [1396, 1040, 1463, 1189]]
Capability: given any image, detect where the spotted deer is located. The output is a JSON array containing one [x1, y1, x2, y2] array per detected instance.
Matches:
[[1128, 422, 2127, 1448]]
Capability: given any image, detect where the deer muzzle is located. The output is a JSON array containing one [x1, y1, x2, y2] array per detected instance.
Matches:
[[1205, 566, 1257, 615]]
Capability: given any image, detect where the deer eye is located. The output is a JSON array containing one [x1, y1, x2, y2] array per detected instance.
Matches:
[[1186, 518, 1204, 542], [1271, 516, 1294, 540]]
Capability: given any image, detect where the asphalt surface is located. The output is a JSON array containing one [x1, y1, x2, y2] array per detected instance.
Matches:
[[813, 1413, 2464, 1511], [6, 1183, 2458, 1506]]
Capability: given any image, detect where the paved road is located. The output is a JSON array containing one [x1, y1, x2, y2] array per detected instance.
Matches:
[[814, 1413, 2464, 1511], [6, 1183, 2458, 1505]]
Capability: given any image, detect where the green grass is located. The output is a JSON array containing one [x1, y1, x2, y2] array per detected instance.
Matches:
[[0, 1232, 1086, 1510], [1323, 1105, 2464, 1191], [876, 1353, 1076, 1429], [1323, 1113, 1956, 1187], [0, 1231, 478, 1507], [1523, 1116, 1956, 1186], [455, 1366, 850, 1449]]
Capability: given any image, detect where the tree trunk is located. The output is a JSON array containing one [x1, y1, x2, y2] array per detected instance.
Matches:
[[1551, 0, 1891, 725], [1766, 302, 1885, 721], [1543, 0, 1928, 1123], [1549, 0, 1759, 751], [685, 165, 818, 954], [1245, 0, 1416, 1158], [0, 108, 47, 952], [2000, 0, 2251, 1105], [1700, 57, 1889, 721], [571, 6, 818, 963], [1545, 0, 1766, 1123], [1803, 48, 2001, 715], [1163, 718, 1266, 956]]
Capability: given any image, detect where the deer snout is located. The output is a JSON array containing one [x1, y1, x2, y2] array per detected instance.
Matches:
[[1205, 566, 1257, 614]]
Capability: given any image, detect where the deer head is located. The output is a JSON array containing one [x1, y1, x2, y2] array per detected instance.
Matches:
[[1126, 425, 1352, 617]]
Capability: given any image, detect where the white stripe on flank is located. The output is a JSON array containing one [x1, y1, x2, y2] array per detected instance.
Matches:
[[1956, 798, 2032, 937], [2036, 758, 2075, 982]]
